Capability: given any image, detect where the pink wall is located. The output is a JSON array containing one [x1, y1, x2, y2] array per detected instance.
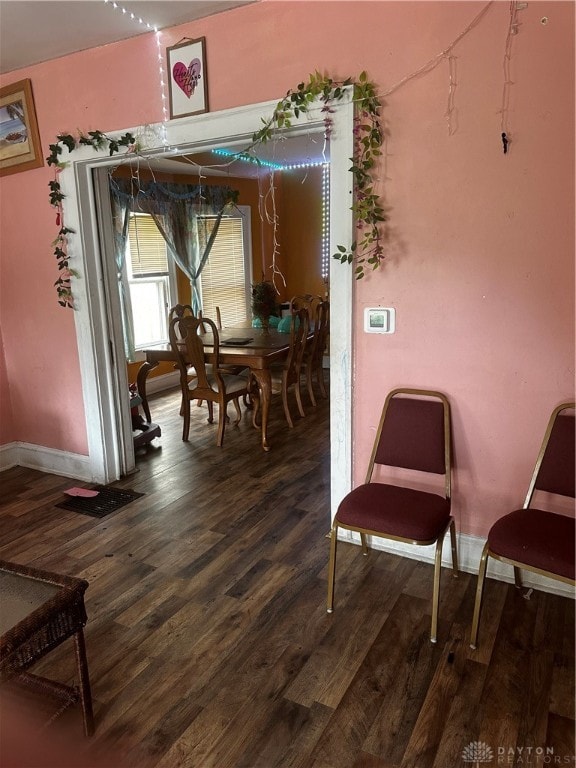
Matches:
[[0, 2, 573, 536]]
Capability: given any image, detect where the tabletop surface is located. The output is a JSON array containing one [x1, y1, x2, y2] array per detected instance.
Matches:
[[0, 572, 60, 635], [143, 326, 292, 355]]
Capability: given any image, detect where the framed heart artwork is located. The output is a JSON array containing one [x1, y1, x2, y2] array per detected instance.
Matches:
[[166, 37, 209, 120]]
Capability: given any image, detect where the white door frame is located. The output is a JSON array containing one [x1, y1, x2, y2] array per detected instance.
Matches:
[[59, 96, 354, 514]]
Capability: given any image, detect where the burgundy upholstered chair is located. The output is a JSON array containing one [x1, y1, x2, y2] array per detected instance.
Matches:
[[470, 402, 575, 649], [327, 388, 459, 643]]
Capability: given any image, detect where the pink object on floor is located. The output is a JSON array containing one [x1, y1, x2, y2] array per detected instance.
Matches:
[[64, 487, 99, 498]]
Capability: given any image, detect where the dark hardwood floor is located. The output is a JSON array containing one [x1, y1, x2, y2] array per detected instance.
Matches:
[[0, 387, 574, 767]]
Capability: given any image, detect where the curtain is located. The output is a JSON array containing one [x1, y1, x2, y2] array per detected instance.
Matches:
[[109, 178, 238, 314], [109, 189, 136, 361]]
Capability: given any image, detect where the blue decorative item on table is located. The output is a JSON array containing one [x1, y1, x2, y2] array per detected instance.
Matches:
[[253, 315, 280, 329], [278, 315, 300, 334]]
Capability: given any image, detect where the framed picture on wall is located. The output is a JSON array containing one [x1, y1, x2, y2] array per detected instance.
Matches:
[[167, 37, 209, 120], [0, 78, 44, 177]]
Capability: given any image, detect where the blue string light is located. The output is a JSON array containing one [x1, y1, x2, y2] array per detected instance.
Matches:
[[211, 150, 330, 280]]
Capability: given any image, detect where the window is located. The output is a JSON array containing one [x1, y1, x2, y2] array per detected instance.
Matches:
[[198, 206, 252, 326], [126, 213, 176, 348]]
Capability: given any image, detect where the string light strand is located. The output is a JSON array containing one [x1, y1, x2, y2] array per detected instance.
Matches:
[[103, 0, 169, 146], [499, 1, 521, 152], [444, 55, 459, 136], [382, 1, 493, 98]]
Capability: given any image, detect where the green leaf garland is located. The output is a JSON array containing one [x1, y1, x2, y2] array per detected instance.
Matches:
[[48, 71, 385, 306]]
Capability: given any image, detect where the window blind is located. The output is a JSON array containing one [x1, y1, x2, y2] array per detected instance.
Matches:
[[199, 216, 248, 326], [128, 214, 169, 278]]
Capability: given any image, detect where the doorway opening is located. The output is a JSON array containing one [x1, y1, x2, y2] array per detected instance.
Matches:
[[64, 96, 354, 515]]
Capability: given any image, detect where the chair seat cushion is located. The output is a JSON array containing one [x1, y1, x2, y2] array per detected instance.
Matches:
[[188, 373, 248, 396], [488, 508, 575, 580], [220, 373, 249, 394], [336, 483, 451, 542]]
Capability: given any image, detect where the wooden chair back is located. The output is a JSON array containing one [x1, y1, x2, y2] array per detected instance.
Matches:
[[169, 315, 218, 394], [169, 304, 196, 341], [284, 307, 310, 386], [309, 299, 329, 367]]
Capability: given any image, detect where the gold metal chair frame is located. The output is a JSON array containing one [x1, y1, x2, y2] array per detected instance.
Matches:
[[469, 402, 576, 650], [327, 388, 459, 644]]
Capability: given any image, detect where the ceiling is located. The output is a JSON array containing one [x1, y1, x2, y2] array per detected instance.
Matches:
[[0, 0, 255, 74]]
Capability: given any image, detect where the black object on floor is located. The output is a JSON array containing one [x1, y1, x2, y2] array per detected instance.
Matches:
[[55, 486, 144, 518]]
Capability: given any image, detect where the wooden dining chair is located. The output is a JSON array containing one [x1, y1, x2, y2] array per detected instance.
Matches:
[[168, 303, 213, 418], [289, 295, 330, 406], [327, 387, 458, 643], [470, 402, 575, 649], [201, 306, 250, 386], [304, 299, 329, 406], [169, 315, 257, 446], [258, 307, 310, 429]]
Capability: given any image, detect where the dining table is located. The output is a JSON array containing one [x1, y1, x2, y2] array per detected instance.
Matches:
[[137, 325, 296, 451]]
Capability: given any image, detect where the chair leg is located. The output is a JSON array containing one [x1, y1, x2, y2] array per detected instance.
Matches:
[[449, 519, 459, 576], [182, 395, 191, 441], [360, 533, 369, 556], [513, 566, 523, 589], [232, 397, 242, 425], [327, 523, 338, 613], [470, 542, 490, 649], [216, 404, 226, 447], [206, 401, 214, 424], [430, 535, 444, 643], [306, 364, 317, 407], [316, 363, 328, 399], [282, 377, 294, 428], [294, 379, 306, 419]]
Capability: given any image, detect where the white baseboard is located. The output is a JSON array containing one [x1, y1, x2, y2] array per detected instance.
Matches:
[[146, 371, 180, 395], [337, 530, 575, 599], [0, 442, 93, 481], [0, 374, 179, 482]]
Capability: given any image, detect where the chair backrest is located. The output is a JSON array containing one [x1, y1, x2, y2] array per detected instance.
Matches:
[[198, 307, 222, 331], [289, 295, 326, 359], [169, 315, 220, 391], [169, 304, 195, 341], [524, 402, 576, 507], [309, 299, 330, 365], [284, 307, 310, 383], [366, 388, 452, 498], [289, 294, 322, 313], [168, 303, 194, 321]]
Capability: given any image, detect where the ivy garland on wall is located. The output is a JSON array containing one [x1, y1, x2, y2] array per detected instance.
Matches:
[[47, 72, 385, 307], [47, 130, 137, 307]]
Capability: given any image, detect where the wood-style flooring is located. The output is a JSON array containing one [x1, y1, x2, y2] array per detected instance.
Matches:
[[0, 387, 574, 768]]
